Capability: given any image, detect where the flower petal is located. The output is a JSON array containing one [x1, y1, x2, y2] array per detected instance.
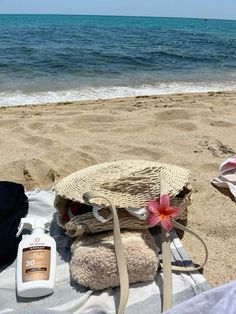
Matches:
[[160, 194, 170, 209], [148, 213, 161, 227], [168, 206, 180, 218], [161, 217, 173, 231], [147, 200, 160, 213]]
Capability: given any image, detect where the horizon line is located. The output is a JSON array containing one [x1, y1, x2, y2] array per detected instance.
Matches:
[[0, 13, 235, 21]]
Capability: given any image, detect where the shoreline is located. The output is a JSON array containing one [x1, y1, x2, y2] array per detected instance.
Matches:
[[1, 83, 236, 107], [1, 91, 236, 287], [0, 90, 236, 111]]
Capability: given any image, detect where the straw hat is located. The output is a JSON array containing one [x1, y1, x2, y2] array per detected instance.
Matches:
[[54, 160, 191, 229], [54, 160, 192, 236]]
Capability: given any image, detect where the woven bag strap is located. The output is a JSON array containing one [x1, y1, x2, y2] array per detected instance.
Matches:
[[159, 170, 208, 312], [161, 228, 172, 312], [171, 221, 208, 271], [160, 222, 208, 312], [83, 191, 129, 314]]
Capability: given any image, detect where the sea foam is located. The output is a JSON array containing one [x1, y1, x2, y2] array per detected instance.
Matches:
[[0, 81, 236, 107]]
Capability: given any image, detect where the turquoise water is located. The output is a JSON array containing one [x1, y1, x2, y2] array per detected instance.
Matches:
[[0, 14, 236, 106]]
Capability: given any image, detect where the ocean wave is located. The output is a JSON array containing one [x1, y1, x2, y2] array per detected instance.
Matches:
[[0, 81, 236, 107]]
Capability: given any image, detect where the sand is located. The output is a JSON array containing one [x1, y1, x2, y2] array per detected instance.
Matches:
[[1, 91, 236, 287]]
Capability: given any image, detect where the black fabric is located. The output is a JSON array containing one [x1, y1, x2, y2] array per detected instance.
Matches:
[[0, 182, 28, 266]]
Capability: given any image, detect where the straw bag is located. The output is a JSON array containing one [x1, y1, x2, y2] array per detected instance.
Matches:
[[54, 160, 192, 237], [54, 160, 208, 313]]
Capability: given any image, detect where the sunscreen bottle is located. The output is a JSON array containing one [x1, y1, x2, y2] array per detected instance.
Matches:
[[16, 216, 56, 298]]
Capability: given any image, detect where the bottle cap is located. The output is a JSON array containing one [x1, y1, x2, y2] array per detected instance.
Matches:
[[16, 215, 50, 237]]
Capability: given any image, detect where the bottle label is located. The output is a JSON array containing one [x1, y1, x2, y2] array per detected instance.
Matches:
[[22, 246, 51, 282]]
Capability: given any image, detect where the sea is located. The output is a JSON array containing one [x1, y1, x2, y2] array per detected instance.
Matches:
[[0, 14, 236, 106]]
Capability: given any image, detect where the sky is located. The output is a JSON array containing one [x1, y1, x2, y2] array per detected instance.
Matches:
[[0, 0, 236, 20]]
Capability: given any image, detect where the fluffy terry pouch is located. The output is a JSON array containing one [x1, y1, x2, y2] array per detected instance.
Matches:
[[70, 229, 159, 290]]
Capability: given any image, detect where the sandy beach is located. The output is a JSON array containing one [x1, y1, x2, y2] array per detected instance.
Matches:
[[1, 91, 236, 287]]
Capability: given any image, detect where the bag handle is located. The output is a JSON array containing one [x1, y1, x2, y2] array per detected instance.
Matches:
[[160, 222, 208, 312], [159, 171, 208, 312], [171, 221, 208, 271], [83, 191, 129, 314], [161, 228, 172, 312]]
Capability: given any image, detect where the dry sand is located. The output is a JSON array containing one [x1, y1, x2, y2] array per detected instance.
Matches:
[[0, 91, 236, 287]]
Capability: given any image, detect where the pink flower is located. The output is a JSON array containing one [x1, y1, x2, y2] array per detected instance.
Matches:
[[147, 194, 180, 231]]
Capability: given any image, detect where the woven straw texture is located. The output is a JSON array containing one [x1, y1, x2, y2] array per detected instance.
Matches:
[[54, 160, 192, 235]]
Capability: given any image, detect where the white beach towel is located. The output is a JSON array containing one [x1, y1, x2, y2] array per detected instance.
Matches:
[[0, 190, 210, 314], [212, 155, 236, 201], [164, 280, 236, 314]]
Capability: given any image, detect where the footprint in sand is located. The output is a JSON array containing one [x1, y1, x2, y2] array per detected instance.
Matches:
[[22, 158, 61, 189], [169, 122, 197, 131], [26, 121, 68, 135], [80, 145, 111, 162], [10, 126, 31, 136], [0, 118, 19, 128], [28, 122, 44, 130], [155, 109, 190, 121], [122, 146, 163, 160], [71, 114, 116, 125], [22, 135, 54, 147], [88, 127, 110, 133], [45, 124, 66, 134], [208, 120, 235, 127], [52, 110, 84, 117], [0, 158, 60, 190]]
